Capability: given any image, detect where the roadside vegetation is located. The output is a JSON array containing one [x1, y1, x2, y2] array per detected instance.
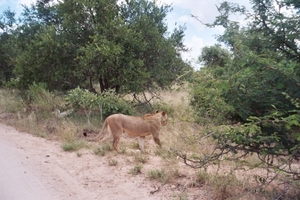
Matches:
[[1, 0, 300, 199]]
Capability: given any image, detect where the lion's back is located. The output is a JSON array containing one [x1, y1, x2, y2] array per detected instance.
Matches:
[[107, 114, 151, 135]]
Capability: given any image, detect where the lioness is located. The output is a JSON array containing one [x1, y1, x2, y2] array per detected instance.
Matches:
[[87, 111, 168, 151]]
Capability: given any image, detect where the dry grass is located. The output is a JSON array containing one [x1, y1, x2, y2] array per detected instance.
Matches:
[[0, 89, 23, 113], [129, 164, 143, 175]]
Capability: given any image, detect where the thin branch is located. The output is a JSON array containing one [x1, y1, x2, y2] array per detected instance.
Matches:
[[191, 14, 208, 26]]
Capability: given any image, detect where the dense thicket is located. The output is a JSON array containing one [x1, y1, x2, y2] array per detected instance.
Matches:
[[189, 0, 300, 185], [0, 0, 189, 93]]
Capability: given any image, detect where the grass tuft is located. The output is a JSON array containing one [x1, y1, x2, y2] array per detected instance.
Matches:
[[148, 168, 168, 184], [62, 140, 87, 151], [108, 159, 118, 166], [93, 143, 112, 156], [133, 152, 149, 163], [129, 164, 143, 175]]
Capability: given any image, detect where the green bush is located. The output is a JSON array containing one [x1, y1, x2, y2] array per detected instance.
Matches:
[[152, 101, 174, 117], [100, 90, 134, 119], [65, 87, 134, 122], [24, 82, 57, 118], [190, 68, 234, 124]]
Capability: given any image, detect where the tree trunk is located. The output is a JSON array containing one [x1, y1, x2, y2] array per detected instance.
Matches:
[[88, 70, 97, 94], [99, 77, 106, 93]]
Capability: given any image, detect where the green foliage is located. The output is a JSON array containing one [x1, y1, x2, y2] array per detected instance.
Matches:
[[0, 89, 23, 113], [0, 9, 17, 85], [65, 87, 101, 111], [3, 0, 189, 93], [216, 97, 300, 158], [198, 44, 231, 68], [65, 87, 134, 122], [190, 68, 234, 124], [13, 24, 81, 90], [186, 0, 300, 191], [100, 90, 134, 119], [25, 82, 58, 119], [152, 101, 175, 117], [192, 0, 300, 123]]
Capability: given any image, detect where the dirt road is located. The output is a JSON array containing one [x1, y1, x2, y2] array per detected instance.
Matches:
[[0, 124, 179, 200]]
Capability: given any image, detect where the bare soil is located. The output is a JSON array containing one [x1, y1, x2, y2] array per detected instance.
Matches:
[[0, 123, 211, 200]]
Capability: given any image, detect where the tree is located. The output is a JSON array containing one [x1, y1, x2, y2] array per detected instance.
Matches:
[[0, 9, 17, 85], [198, 44, 231, 68], [9, 0, 189, 94], [185, 0, 300, 195], [78, 0, 188, 93]]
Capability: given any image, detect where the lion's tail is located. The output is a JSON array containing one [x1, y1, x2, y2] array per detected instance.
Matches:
[[86, 120, 107, 141]]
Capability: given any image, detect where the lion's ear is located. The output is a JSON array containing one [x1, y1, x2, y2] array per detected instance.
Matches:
[[161, 111, 166, 116], [155, 110, 159, 113]]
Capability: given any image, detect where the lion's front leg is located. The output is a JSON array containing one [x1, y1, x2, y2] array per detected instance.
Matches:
[[138, 136, 145, 151], [152, 132, 162, 147], [153, 137, 161, 147]]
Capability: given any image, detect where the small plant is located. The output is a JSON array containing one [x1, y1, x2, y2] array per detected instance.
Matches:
[[148, 169, 168, 184], [102, 143, 113, 151], [93, 143, 112, 156], [129, 164, 143, 175], [93, 148, 106, 156], [134, 152, 149, 163], [175, 192, 189, 200], [119, 146, 127, 154], [76, 152, 82, 157], [108, 159, 118, 166], [207, 173, 240, 200], [62, 140, 86, 151], [195, 170, 209, 186], [130, 142, 140, 150]]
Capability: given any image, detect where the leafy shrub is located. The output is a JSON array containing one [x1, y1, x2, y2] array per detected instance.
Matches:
[[100, 90, 134, 119], [190, 68, 234, 124], [152, 101, 174, 117], [23, 82, 58, 119], [65, 87, 134, 122], [65, 87, 100, 111], [0, 89, 23, 113]]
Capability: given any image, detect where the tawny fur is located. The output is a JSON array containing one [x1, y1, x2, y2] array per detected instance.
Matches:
[[87, 111, 168, 151]]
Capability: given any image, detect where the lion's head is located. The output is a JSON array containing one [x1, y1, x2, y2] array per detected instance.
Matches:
[[143, 111, 168, 126]]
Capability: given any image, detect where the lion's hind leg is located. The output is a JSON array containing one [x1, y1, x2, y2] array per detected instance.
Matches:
[[112, 136, 121, 152], [107, 125, 122, 152], [98, 126, 112, 149]]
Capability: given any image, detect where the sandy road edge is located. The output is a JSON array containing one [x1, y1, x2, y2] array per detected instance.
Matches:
[[0, 123, 195, 200]]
